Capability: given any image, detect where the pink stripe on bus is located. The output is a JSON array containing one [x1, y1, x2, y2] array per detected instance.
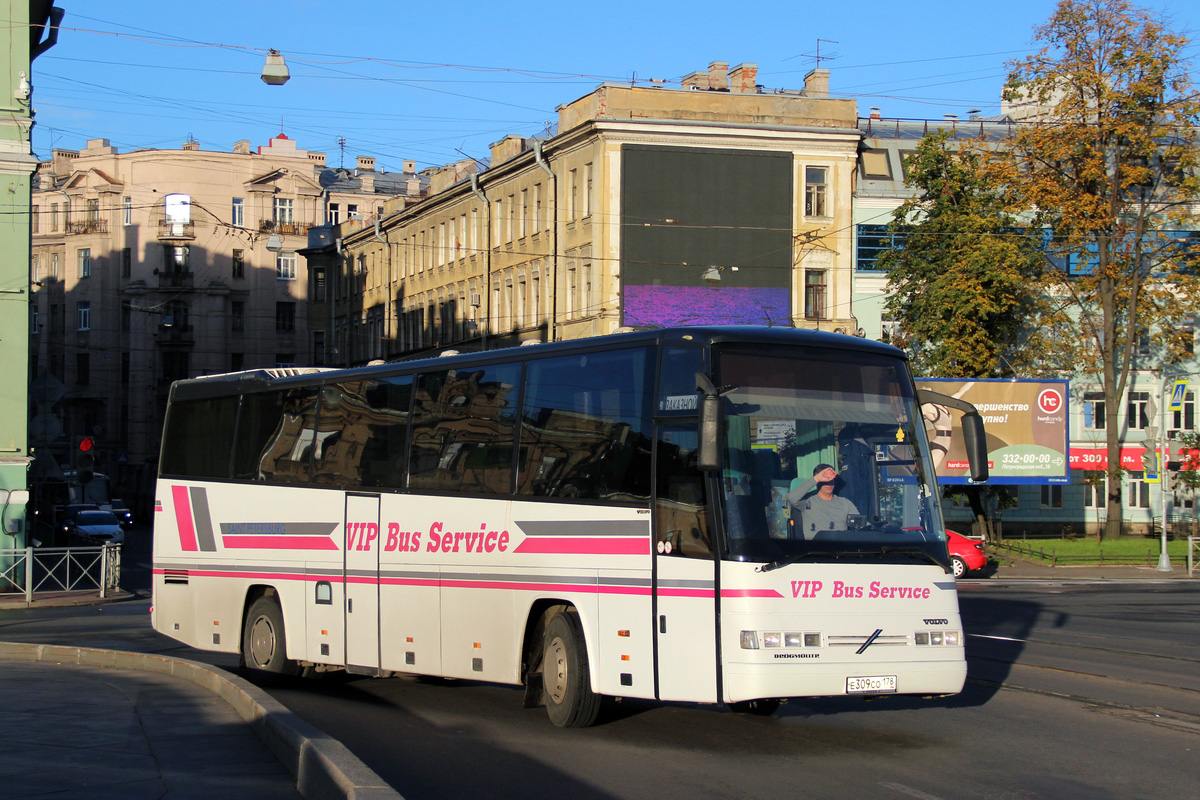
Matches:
[[722, 589, 785, 598], [512, 537, 650, 555], [171, 485, 198, 552], [221, 536, 339, 550]]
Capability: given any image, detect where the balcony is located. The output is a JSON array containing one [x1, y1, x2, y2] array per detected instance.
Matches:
[[158, 220, 195, 241], [156, 270, 194, 289], [155, 324, 194, 345], [259, 219, 311, 236], [66, 219, 108, 235]]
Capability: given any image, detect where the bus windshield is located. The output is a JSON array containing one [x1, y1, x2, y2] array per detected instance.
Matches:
[[714, 344, 948, 568]]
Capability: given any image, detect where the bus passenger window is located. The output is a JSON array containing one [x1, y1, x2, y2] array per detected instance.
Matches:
[[408, 365, 520, 496], [655, 425, 712, 558], [161, 396, 238, 479], [517, 348, 653, 502]]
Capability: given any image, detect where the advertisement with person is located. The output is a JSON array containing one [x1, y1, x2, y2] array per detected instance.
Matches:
[[915, 379, 1070, 485]]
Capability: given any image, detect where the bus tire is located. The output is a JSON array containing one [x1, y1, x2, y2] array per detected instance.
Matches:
[[543, 609, 601, 728], [242, 596, 301, 678]]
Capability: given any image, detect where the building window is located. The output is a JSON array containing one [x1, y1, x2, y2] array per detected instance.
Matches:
[[1129, 477, 1151, 508], [313, 330, 326, 366], [347, 204, 358, 220], [329, 203, 340, 225], [85, 198, 99, 222], [805, 166, 829, 217], [232, 197, 244, 227], [164, 245, 189, 273], [584, 162, 593, 218], [313, 266, 326, 302], [230, 352, 244, 372], [31, 305, 39, 335], [78, 248, 92, 278], [165, 300, 189, 330], [232, 249, 244, 279], [76, 353, 90, 386], [121, 247, 131, 278], [276, 302, 296, 332], [276, 354, 296, 368], [1172, 391, 1195, 433], [567, 169, 578, 220], [50, 202, 59, 232], [860, 149, 892, 180], [276, 252, 296, 280], [121, 300, 131, 332], [123, 196, 132, 226], [1127, 391, 1150, 430], [77, 301, 91, 331], [1083, 391, 1106, 430], [1083, 472, 1107, 509], [1040, 484, 1063, 509], [274, 197, 294, 225], [855, 224, 908, 271], [50, 253, 59, 279], [231, 301, 245, 332], [31, 206, 38, 234], [804, 270, 827, 320]]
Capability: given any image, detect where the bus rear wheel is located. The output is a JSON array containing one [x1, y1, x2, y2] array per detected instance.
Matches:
[[242, 595, 301, 678], [543, 609, 601, 728], [729, 698, 781, 716]]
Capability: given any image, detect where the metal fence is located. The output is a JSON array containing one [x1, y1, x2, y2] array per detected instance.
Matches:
[[0, 545, 122, 602]]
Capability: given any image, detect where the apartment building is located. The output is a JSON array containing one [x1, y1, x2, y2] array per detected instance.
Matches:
[[29, 135, 417, 494], [328, 62, 861, 363]]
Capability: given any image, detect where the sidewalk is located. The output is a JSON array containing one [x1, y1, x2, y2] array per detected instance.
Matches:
[[0, 623, 402, 800]]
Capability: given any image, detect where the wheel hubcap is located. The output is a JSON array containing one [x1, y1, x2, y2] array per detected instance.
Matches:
[[249, 616, 276, 667], [546, 635, 567, 705]]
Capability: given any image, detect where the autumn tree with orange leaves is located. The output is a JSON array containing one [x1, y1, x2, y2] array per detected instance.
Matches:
[[1000, 0, 1200, 539]]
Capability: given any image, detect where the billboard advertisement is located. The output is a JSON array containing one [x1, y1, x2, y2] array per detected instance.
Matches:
[[620, 145, 793, 327], [915, 378, 1070, 485]]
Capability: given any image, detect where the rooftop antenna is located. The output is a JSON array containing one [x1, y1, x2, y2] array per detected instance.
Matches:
[[337, 136, 347, 169], [786, 38, 840, 68]]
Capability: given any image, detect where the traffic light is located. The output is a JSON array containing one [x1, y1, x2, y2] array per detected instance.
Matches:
[[77, 437, 95, 485]]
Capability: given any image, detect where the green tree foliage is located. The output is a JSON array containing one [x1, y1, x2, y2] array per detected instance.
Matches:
[[1000, 0, 1200, 538], [880, 129, 1047, 378]]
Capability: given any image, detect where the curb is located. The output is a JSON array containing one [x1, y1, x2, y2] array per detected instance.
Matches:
[[0, 641, 402, 800]]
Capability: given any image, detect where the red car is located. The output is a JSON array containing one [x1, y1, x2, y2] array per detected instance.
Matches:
[[946, 529, 987, 578]]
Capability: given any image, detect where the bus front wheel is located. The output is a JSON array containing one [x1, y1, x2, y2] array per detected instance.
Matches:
[[543, 609, 601, 727], [242, 595, 301, 678]]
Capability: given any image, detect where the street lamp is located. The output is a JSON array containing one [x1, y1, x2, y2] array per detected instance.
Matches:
[[261, 50, 290, 86]]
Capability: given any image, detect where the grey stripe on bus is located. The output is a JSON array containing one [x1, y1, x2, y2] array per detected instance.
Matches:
[[216, 522, 340, 536], [514, 520, 649, 537], [189, 486, 217, 552]]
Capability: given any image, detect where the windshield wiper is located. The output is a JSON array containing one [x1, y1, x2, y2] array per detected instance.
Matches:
[[758, 546, 946, 573]]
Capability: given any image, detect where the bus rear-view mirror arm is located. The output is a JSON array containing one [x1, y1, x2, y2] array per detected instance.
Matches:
[[916, 389, 989, 483]]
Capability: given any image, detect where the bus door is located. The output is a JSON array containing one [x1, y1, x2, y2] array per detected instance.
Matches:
[[653, 424, 718, 702], [344, 492, 382, 673]]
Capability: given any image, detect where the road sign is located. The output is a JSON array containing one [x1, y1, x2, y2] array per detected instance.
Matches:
[[1170, 379, 1188, 412]]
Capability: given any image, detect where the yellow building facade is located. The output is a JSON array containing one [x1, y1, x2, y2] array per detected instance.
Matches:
[[334, 63, 862, 362]]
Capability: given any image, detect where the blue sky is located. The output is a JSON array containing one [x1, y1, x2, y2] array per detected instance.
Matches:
[[28, 1, 1200, 172]]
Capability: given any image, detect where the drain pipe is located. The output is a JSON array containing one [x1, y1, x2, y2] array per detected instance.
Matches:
[[533, 140, 557, 342], [471, 173, 491, 351]]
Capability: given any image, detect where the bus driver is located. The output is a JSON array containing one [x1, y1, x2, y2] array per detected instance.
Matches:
[[785, 463, 859, 539]]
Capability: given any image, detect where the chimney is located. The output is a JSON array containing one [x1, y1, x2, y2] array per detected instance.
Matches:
[[402, 159, 416, 174], [233, 140, 251, 155], [356, 155, 376, 171], [944, 113, 959, 124], [707, 61, 729, 91], [803, 68, 830, 99], [869, 107, 881, 120], [968, 109, 982, 121], [681, 70, 707, 90], [728, 63, 758, 94], [182, 140, 199, 151]]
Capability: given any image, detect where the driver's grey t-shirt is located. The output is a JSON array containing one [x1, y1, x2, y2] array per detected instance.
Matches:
[[795, 494, 859, 538]]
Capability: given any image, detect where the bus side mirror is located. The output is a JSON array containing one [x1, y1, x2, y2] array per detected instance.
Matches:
[[696, 373, 722, 471], [960, 412, 989, 483]]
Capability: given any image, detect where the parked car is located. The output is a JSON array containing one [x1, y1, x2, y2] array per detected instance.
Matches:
[[109, 499, 134, 528], [64, 510, 125, 545], [946, 529, 987, 578]]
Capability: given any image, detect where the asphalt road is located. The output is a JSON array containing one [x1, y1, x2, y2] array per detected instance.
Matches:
[[4, 577, 1198, 800]]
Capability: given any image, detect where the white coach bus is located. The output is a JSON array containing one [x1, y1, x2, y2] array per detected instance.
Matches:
[[152, 326, 988, 726]]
